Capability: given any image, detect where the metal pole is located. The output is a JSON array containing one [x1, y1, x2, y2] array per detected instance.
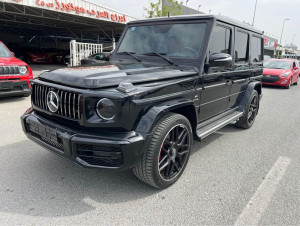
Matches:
[[279, 19, 289, 47], [292, 34, 296, 45], [252, 0, 258, 26], [278, 18, 290, 58]]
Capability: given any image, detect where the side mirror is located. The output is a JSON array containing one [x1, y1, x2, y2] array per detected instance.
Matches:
[[209, 53, 232, 67], [294, 66, 299, 70]]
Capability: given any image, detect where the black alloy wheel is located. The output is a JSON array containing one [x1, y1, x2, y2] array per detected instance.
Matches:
[[247, 94, 258, 126], [236, 90, 259, 129], [133, 113, 192, 189], [158, 124, 190, 181]]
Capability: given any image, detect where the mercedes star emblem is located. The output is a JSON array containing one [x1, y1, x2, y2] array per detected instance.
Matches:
[[47, 91, 59, 113]]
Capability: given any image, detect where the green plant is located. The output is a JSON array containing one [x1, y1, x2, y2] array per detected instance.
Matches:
[[144, 0, 183, 18]]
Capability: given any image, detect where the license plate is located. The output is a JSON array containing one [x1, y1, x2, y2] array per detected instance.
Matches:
[[29, 120, 58, 143], [0, 81, 13, 90]]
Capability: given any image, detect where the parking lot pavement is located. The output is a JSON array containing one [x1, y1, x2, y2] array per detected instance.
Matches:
[[0, 85, 300, 225], [30, 64, 67, 78]]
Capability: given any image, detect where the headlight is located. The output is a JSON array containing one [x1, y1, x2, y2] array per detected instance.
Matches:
[[19, 66, 28, 75], [96, 98, 116, 120], [280, 72, 290, 77]]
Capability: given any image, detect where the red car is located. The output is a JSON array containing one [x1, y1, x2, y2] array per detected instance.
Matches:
[[0, 41, 33, 97], [262, 59, 300, 89], [25, 48, 52, 64]]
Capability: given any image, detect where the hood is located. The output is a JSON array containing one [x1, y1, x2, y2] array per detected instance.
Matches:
[[263, 68, 290, 76], [0, 57, 28, 66], [38, 62, 198, 89]]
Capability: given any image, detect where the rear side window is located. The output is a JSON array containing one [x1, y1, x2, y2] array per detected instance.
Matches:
[[235, 31, 249, 63], [251, 36, 263, 62], [209, 26, 231, 55]]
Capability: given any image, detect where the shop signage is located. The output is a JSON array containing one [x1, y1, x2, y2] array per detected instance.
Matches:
[[264, 37, 278, 50], [12, 0, 127, 23]]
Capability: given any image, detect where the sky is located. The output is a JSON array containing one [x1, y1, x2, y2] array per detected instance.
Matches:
[[93, 0, 300, 49]]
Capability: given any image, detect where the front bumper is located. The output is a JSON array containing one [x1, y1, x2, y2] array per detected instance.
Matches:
[[262, 75, 290, 87], [21, 112, 145, 170], [0, 80, 31, 97]]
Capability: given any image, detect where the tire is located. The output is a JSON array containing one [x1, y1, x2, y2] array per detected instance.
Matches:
[[294, 77, 298, 85], [236, 90, 259, 129], [133, 113, 192, 189], [285, 78, 292, 89]]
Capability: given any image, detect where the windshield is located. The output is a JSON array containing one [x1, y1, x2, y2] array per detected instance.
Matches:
[[0, 43, 13, 58], [117, 23, 207, 59], [264, 61, 291, 69]]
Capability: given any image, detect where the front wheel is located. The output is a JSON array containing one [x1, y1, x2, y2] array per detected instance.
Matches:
[[236, 90, 259, 129], [133, 113, 192, 189], [294, 76, 298, 85], [285, 78, 292, 89]]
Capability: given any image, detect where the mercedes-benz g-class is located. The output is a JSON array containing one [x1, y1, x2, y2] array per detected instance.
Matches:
[[21, 15, 263, 188]]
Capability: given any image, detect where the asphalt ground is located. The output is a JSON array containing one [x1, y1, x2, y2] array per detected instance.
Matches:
[[0, 84, 300, 225]]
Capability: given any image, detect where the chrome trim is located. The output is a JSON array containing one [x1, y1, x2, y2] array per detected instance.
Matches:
[[77, 95, 80, 120], [68, 92, 71, 117], [64, 92, 67, 117], [204, 83, 226, 89], [197, 111, 243, 139], [233, 79, 246, 83], [60, 91, 63, 115], [73, 93, 76, 119], [214, 56, 232, 62], [96, 98, 115, 120]]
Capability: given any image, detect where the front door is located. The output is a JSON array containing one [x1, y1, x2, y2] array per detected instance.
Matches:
[[198, 23, 233, 121]]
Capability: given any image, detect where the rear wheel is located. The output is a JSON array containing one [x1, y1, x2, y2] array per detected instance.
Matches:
[[133, 113, 192, 189], [236, 90, 259, 129]]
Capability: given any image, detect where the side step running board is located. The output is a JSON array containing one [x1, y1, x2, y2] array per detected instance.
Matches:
[[196, 111, 243, 139]]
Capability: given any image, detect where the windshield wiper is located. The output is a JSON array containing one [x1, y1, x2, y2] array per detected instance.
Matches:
[[143, 52, 176, 66], [118, 51, 142, 62]]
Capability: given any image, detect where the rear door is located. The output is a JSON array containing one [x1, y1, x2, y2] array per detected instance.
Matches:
[[227, 28, 252, 109]]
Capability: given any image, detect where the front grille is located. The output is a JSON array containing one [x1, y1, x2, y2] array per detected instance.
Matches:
[[262, 75, 280, 83], [32, 84, 82, 120], [76, 144, 123, 167], [0, 66, 20, 76], [30, 130, 64, 151]]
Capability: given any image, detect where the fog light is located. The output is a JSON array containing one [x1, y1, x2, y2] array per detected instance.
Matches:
[[96, 98, 116, 120], [281, 80, 287, 84]]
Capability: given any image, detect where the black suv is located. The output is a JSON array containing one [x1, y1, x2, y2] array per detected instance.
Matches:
[[21, 15, 263, 188]]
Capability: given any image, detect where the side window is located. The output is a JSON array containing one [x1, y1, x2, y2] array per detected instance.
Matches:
[[251, 36, 263, 62], [235, 30, 249, 63], [293, 62, 296, 68], [209, 25, 231, 55]]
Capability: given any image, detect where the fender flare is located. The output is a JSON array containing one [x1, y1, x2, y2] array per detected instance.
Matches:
[[135, 99, 196, 135], [238, 82, 262, 112]]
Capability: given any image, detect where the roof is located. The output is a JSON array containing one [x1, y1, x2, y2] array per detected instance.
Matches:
[[128, 14, 263, 35]]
